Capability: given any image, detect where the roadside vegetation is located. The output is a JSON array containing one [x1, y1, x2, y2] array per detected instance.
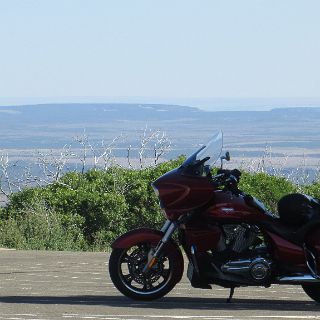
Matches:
[[0, 155, 319, 251]]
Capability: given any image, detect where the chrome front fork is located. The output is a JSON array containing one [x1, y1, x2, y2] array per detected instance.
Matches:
[[143, 220, 177, 273], [160, 220, 171, 233]]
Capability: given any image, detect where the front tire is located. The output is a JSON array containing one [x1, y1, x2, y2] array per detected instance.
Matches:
[[109, 242, 182, 300], [302, 284, 320, 303]]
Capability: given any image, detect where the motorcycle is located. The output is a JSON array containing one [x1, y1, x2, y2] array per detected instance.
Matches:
[[109, 131, 320, 302]]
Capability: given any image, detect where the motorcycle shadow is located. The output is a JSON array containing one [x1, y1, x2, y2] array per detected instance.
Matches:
[[121, 296, 320, 311], [0, 295, 319, 311]]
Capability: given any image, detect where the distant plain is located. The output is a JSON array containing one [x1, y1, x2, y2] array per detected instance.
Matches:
[[0, 103, 319, 173]]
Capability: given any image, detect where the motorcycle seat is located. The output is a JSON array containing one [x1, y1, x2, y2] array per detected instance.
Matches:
[[261, 217, 320, 246]]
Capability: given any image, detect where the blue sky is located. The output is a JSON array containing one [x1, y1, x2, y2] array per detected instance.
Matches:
[[0, 0, 319, 110]]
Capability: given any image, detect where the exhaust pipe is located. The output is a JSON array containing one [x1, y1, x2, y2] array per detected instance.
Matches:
[[278, 274, 320, 284]]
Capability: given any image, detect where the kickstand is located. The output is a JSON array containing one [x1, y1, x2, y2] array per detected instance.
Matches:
[[226, 287, 235, 303]]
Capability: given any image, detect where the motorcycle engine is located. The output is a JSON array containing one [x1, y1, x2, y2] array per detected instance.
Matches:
[[218, 224, 272, 283], [222, 223, 260, 253], [221, 257, 272, 282]]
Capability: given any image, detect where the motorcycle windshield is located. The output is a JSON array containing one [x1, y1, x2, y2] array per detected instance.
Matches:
[[182, 131, 223, 169]]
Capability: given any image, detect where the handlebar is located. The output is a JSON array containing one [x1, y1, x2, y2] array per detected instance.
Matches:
[[212, 169, 242, 192], [217, 168, 241, 180]]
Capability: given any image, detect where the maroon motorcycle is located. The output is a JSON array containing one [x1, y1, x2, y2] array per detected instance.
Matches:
[[109, 131, 320, 302]]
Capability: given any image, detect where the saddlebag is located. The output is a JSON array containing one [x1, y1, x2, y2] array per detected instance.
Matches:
[[277, 193, 320, 226]]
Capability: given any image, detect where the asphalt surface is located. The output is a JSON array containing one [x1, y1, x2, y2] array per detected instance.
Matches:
[[0, 250, 320, 320]]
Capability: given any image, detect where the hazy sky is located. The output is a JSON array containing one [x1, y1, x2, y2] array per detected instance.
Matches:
[[0, 0, 319, 108]]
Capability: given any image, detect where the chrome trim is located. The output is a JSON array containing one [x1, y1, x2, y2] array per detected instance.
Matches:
[[221, 257, 271, 278], [160, 220, 171, 233], [221, 260, 251, 274], [277, 274, 320, 283], [142, 222, 177, 273], [161, 222, 177, 243]]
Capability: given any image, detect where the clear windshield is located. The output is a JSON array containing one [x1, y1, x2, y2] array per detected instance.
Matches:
[[196, 131, 223, 167], [182, 130, 223, 169]]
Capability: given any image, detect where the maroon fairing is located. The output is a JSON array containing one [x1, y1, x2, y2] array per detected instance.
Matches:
[[153, 169, 214, 220], [265, 231, 306, 268], [154, 169, 269, 223], [184, 225, 222, 252]]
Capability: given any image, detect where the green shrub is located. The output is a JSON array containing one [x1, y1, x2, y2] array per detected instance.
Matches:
[[302, 181, 320, 200], [1, 156, 318, 251], [0, 218, 26, 249], [0, 203, 86, 250], [239, 172, 298, 212]]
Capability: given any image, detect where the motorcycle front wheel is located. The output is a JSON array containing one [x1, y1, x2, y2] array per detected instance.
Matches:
[[109, 242, 181, 300], [302, 284, 320, 303]]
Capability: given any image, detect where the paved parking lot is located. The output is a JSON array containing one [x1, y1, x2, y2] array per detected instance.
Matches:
[[0, 250, 320, 320]]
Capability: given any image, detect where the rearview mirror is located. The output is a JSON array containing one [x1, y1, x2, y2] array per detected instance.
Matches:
[[220, 151, 231, 169]]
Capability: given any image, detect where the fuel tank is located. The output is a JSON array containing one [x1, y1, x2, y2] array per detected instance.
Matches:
[[204, 190, 271, 223]]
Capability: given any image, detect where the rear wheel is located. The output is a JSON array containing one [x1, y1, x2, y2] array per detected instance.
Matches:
[[109, 242, 182, 300], [302, 284, 320, 303]]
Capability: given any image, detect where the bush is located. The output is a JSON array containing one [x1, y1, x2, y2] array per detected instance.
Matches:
[[0, 157, 184, 250], [0, 156, 317, 251], [0, 203, 86, 250], [0, 218, 26, 249], [239, 172, 298, 212], [302, 181, 320, 200]]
